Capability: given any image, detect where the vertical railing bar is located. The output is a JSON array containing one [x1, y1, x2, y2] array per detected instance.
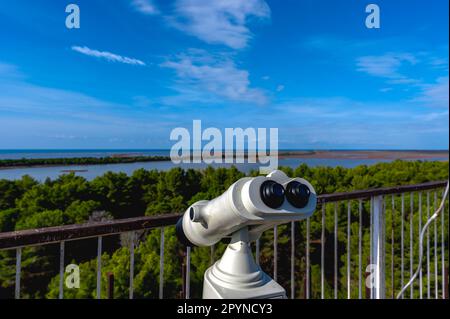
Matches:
[[59, 241, 65, 299], [410, 192, 414, 298], [15, 247, 21, 299], [427, 191, 430, 299], [97, 236, 102, 299], [306, 218, 310, 299], [419, 192, 423, 299], [358, 199, 362, 299], [434, 191, 438, 299], [256, 239, 260, 265], [159, 227, 165, 299], [186, 246, 191, 299], [442, 188, 447, 299], [129, 232, 135, 299], [321, 204, 325, 299], [274, 225, 278, 282], [291, 221, 295, 299], [401, 193, 404, 299], [370, 196, 373, 262], [347, 201, 351, 299], [391, 195, 395, 299], [383, 197, 386, 298], [210, 245, 215, 266], [334, 202, 338, 299], [369, 197, 373, 299]]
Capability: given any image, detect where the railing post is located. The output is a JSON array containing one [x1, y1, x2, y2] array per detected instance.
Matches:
[[371, 195, 386, 299], [274, 225, 278, 282], [334, 202, 338, 299], [391, 195, 395, 299], [210, 245, 215, 266], [358, 200, 362, 299], [291, 221, 295, 299], [15, 247, 21, 299], [321, 204, 325, 299], [59, 241, 65, 299], [306, 218, 310, 299], [96, 236, 102, 299], [129, 231, 135, 299], [255, 239, 260, 265], [442, 188, 447, 299], [186, 246, 191, 299], [347, 201, 351, 299], [159, 227, 165, 299]]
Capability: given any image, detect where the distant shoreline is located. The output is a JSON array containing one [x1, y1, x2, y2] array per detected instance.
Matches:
[[277, 150, 449, 160], [0, 150, 447, 170], [0, 155, 171, 170]]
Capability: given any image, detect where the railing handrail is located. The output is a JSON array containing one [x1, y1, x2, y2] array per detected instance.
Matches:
[[317, 180, 447, 203], [0, 180, 447, 250], [0, 213, 181, 250]]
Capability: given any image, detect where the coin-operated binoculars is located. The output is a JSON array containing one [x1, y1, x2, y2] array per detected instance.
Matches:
[[176, 170, 317, 299]]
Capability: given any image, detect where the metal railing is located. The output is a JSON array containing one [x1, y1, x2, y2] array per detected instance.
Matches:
[[0, 181, 448, 299]]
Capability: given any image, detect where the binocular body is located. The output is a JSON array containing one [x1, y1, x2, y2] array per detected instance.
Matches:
[[176, 170, 317, 247]]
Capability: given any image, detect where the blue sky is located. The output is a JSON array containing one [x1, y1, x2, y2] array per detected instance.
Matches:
[[0, 0, 448, 149]]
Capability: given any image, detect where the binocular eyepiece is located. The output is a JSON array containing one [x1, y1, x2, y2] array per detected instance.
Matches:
[[260, 180, 310, 209]]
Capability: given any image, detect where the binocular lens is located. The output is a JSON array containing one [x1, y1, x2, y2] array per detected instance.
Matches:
[[260, 180, 285, 208], [286, 181, 310, 208]]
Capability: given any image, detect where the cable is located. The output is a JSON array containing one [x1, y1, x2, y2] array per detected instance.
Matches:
[[396, 180, 449, 299]]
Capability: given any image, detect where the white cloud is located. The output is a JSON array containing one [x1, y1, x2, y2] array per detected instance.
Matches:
[[71, 46, 146, 66], [356, 53, 418, 79], [429, 57, 449, 70], [417, 110, 449, 121], [276, 84, 285, 92], [414, 76, 449, 108], [161, 50, 268, 105], [170, 0, 270, 49], [131, 0, 159, 15]]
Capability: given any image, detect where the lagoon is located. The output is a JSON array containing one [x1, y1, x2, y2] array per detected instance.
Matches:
[[0, 157, 446, 181]]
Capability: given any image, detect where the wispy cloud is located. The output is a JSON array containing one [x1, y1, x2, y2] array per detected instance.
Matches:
[[71, 46, 146, 66], [130, 0, 159, 15], [270, 97, 448, 149], [414, 76, 449, 108], [169, 0, 270, 49], [276, 85, 285, 92], [356, 53, 418, 80], [416, 110, 449, 121], [161, 50, 268, 105], [429, 57, 449, 71], [0, 62, 179, 148]]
